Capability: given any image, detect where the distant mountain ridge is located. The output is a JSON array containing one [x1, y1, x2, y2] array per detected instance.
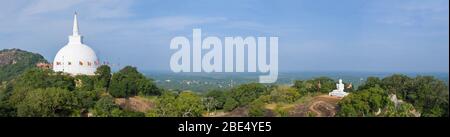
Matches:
[[0, 48, 48, 82]]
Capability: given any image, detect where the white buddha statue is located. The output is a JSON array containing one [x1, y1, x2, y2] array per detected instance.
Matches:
[[336, 79, 345, 92], [329, 79, 349, 97]]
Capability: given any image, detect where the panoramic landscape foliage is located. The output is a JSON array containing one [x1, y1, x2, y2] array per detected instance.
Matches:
[[0, 49, 448, 117]]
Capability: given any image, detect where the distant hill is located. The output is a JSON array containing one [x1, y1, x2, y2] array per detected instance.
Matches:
[[0, 48, 48, 82]]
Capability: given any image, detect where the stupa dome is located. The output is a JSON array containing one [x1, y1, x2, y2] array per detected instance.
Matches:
[[53, 13, 99, 75]]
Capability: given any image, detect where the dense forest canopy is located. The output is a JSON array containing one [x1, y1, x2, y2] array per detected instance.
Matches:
[[0, 49, 448, 117], [1, 66, 447, 117], [0, 65, 160, 117]]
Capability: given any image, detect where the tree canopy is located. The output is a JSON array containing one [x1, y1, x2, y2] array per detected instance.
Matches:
[[149, 91, 204, 117], [227, 83, 267, 107], [337, 74, 449, 117], [109, 66, 160, 98], [94, 65, 111, 90], [293, 77, 336, 94], [16, 87, 79, 117]]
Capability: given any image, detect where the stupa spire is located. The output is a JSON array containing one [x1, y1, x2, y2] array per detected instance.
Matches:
[[68, 12, 83, 44], [73, 12, 79, 36]]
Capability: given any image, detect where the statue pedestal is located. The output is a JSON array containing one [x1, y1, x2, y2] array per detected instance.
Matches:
[[329, 90, 349, 97]]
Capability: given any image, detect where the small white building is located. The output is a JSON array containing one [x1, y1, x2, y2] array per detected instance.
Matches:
[[329, 79, 349, 97], [53, 13, 99, 75]]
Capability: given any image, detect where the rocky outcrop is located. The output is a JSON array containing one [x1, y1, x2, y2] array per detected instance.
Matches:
[[0, 48, 48, 82]]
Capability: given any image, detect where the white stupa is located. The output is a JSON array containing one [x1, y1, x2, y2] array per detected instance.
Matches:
[[53, 13, 99, 75], [329, 79, 349, 97]]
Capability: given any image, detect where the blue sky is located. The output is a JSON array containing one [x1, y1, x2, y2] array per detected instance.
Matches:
[[0, 0, 448, 73]]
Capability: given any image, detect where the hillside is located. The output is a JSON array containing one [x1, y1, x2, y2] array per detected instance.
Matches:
[[209, 94, 341, 117], [115, 96, 156, 112], [0, 48, 48, 82], [289, 95, 341, 117]]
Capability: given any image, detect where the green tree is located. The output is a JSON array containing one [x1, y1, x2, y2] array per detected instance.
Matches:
[[203, 97, 219, 115], [292, 80, 308, 94], [175, 92, 205, 117], [229, 83, 267, 106], [205, 90, 226, 109], [223, 97, 238, 111], [407, 76, 448, 117], [15, 68, 52, 89], [358, 77, 382, 91], [76, 89, 102, 109], [381, 74, 412, 99], [151, 92, 177, 116], [94, 65, 111, 90], [308, 77, 335, 93], [336, 86, 388, 117], [248, 99, 266, 117], [137, 78, 161, 96], [16, 88, 79, 117], [109, 72, 128, 97], [0, 101, 15, 117], [267, 86, 300, 103], [109, 66, 160, 98], [0, 83, 15, 116], [339, 74, 448, 117], [5, 69, 77, 117], [91, 95, 120, 117], [293, 77, 336, 94], [49, 72, 76, 91], [150, 91, 205, 117], [14, 68, 75, 90], [75, 75, 94, 91], [383, 102, 416, 117]]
